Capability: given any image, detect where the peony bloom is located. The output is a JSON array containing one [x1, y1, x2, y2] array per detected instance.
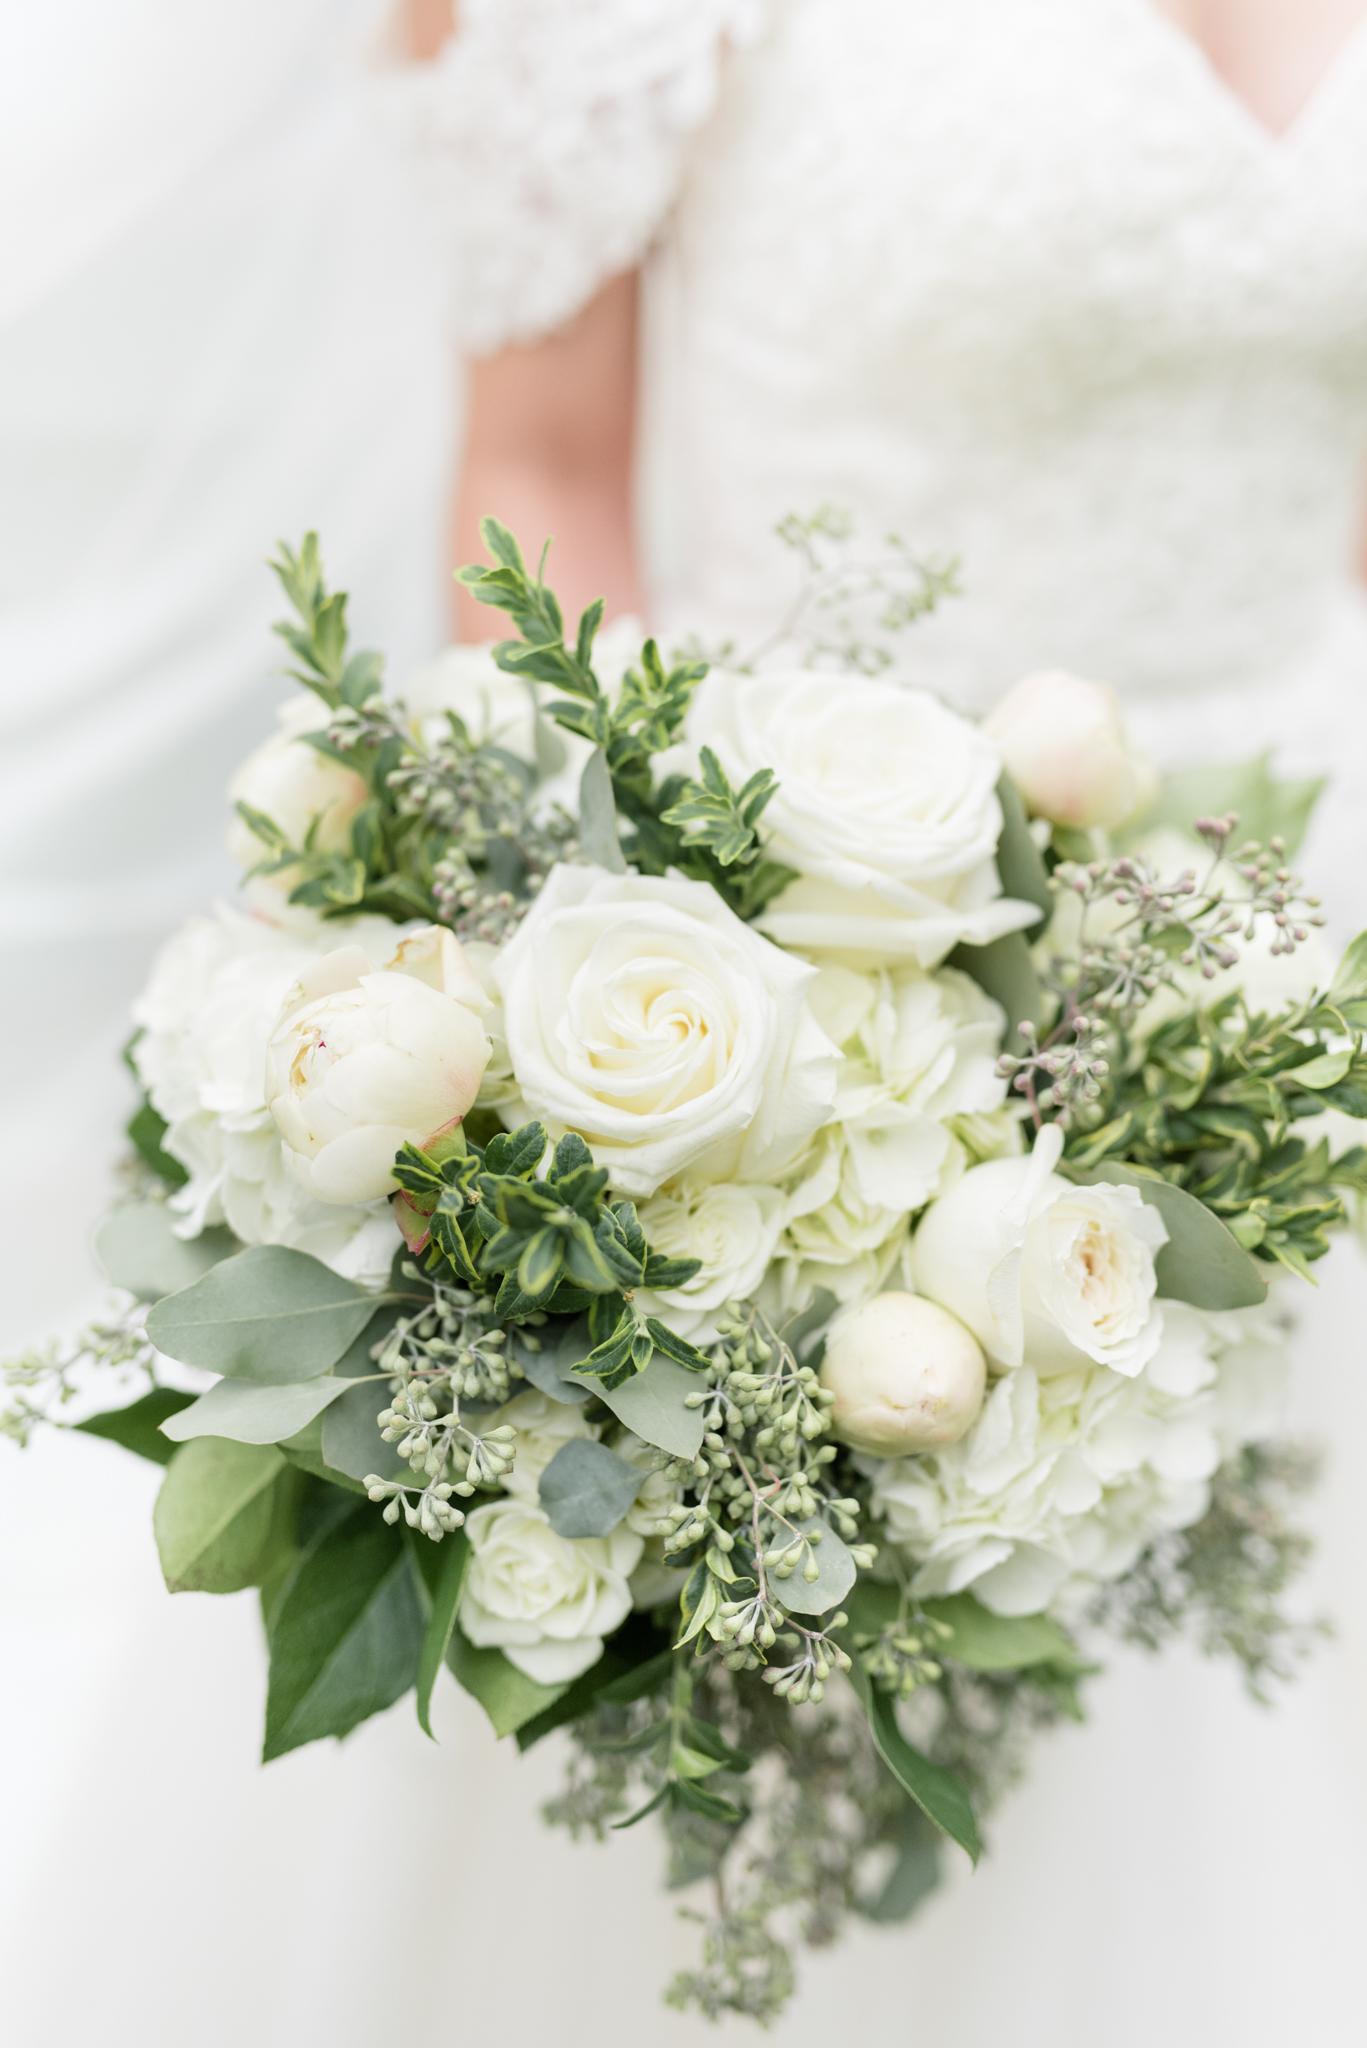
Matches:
[[910, 1125, 1168, 1378], [687, 669, 1038, 966], [822, 1292, 987, 1456], [491, 865, 839, 1198], [264, 926, 491, 1206], [226, 694, 368, 879], [131, 902, 416, 1283], [460, 1496, 643, 1683], [982, 669, 1157, 832]]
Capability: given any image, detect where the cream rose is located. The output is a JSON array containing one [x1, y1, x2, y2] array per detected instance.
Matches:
[[910, 1125, 1168, 1378], [264, 926, 491, 1206], [687, 670, 1038, 966], [635, 1178, 786, 1341], [459, 1496, 643, 1683], [982, 670, 1157, 832], [226, 694, 368, 878], [491, 866, 839, 1198]]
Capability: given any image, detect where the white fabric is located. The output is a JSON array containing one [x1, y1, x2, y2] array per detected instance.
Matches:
[[7, 4, 1367, 2047], [375, 0, 761, 352]]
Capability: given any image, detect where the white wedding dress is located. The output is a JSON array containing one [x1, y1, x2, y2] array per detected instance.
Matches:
[[7, 3, 1367, 2044]]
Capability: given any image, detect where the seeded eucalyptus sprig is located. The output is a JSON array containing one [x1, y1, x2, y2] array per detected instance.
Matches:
[[457, 518, 796, 916]]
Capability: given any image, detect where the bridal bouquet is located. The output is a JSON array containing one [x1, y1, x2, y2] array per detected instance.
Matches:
[[11, 520, 1364, 2020]]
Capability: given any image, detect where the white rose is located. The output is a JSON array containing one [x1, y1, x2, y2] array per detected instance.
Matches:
[[264, 925, 491, 1205], [982, 670, 1157, 832], [226, 694, 368, 878], [687, 669, 1038, 967], [460, 1497, 643, 1683], [489, 1388, 598, 1500], [131, 901, 415, 1284], [635, 1178, 786, 1341], [910, 1125, 1167, 1378], [492, 865, 839, 1198], [822, 1292, 987, 1456]]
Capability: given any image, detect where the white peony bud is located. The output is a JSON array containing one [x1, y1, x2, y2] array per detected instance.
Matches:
[[263, 925, 491, 1205], [226, 694, 368, 879], [821, 1291, 987, 1456], [982, 670, 1157, 832]]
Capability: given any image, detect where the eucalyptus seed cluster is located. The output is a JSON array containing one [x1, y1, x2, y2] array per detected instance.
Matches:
[[758, 1619, 854, 1706], [362, 1268, 522, 1540], [855, 1612, 953, 1701], [998, 1012, 1110, 1124], [656, 1308, 876, 1686]]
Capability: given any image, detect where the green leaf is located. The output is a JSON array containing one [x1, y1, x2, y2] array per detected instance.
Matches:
[[864, 1798, 943, 1924], [1282, 1048, 1353, 1091], [642, 1318, 710, 1372], [154, 1440, 300, 1594], [538, 1437, 643, 1538], [591, 1352, 706, 1460], [994, 773, 1054, 929], [161, 1374, 354, 1446], [412, 1530, 471, 1740], [1135, 752, 1324, 857], [1329, 929, 1367, 1005], [145, 1246, 374, 1382], [276, 1413, 367, 1496], [126, 1100, 189, 1187], [320, 1378, 405, 1485], [851, 1661, 981, 1864], [1061, 1160, 1269, 1309], [75, 1388, 195, 1465], [771, 1515, 857, 1618], [919, 1593, 1083, 1672], [446, 1628, 569, 1737], [95, 1204, 237, 1303], [512, 1320, 593, 1406], [946, 930, 1042, 1037], [577, 745, 628, 873], [513, 1624, 672, 1750], [263, 1516, 423, 1759]]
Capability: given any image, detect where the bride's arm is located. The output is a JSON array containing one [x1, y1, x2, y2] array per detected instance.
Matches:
[[454, 273, 643, 638]]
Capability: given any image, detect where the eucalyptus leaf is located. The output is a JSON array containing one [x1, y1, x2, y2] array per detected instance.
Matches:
[[849, 1659, 981, 1865], [514, 1620, 673, 1752], [1062, 1160, 1268, 1309], [278, 1412, 367, 1495], [512, 1322, 592, 1406], [538, 1437, 643, 1538], [146, 1246, 375, 1382], [161, 1374, 354, 1446], [154, 1439, 300, 1594], [919, 1592, 1082, 1672], [946, 930, 1042, 1037], [592, 1352, 706, 1460], [263, 1516, 423, 1760], [994, 772, 1054, 929], [578, 745, 627, 874], [772, 1515, 857, 1618], [321, 1377, 405, 1485], [75, 1388, 195, 1465], [412, 1530, 471, 1740], [446, 1628, 568, 1737], [96, 1204, 237, 1303], [864, 1798, 942, 1924]]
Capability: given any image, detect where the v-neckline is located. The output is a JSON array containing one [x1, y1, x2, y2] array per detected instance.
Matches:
[[1127, 1, 1367, 152]]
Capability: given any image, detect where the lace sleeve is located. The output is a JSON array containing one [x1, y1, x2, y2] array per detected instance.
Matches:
[[375, 0, 762, 354]]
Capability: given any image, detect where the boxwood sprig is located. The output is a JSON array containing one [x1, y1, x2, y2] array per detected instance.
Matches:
[[392, 1120, 709, 1385]]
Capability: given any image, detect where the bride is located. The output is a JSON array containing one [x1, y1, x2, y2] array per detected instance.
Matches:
[[383, 0, 1367, 2039]]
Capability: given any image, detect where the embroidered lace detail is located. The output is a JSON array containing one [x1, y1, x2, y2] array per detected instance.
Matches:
[[376, 0, 759, 353]]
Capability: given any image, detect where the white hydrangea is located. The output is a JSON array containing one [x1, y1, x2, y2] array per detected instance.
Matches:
[[131, 901, 412, 1285], [634, 1177, 786, 1341], [772, 961, 1019, 1311], [867, 1300, 1289, 1619]]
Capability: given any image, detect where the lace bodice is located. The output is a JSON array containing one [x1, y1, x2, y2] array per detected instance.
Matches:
[[388, 0, 1367, 723]]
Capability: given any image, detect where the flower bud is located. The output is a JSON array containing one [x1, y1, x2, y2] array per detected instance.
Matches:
[[982, 670, 1157, 832], [264, 925, 491, 1205], [820, 1291, 987, 1457]]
